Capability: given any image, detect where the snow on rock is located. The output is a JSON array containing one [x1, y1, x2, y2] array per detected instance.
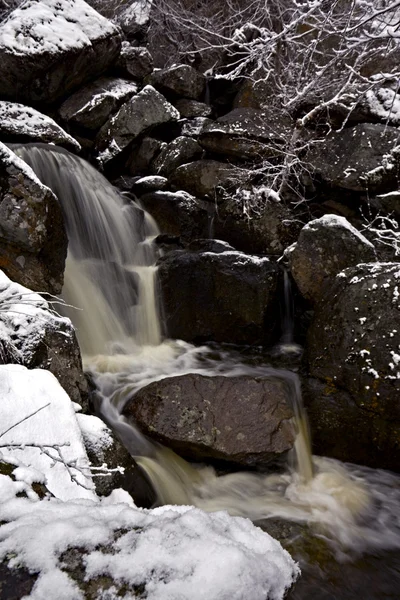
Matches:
[[0, 101, 80, 152], [0, 269, 88, 408], [365, 87, 400, 125], [76, 414, 114, 459], [0, 0, 121, 104], [0, 484, 299, 599], [59, 77, 139, 131], [0, 364, 96, 500]]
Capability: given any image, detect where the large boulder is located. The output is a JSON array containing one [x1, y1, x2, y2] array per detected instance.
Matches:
[[124, 373, 295, 467], [139, 191, 211, 240], [158, 249, 280, 345], [96, 85, 179, 166], [147, 64, 206, 100], [304, 262, 400, 468], [0, 102, 80, 152], [0, 143, 67, 295], [0, 0, 121, 105], [306, 123, 400, 193], [169, 159, 249, 199], [59, 77, 138, 131], [198, 108, 293, 161], [0, 270, 88, 409], [289, 215, 377, 304]]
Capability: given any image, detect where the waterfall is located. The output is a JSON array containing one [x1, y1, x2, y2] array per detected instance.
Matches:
[[13, 143, 400, 558], [13, 144, 162, 355]]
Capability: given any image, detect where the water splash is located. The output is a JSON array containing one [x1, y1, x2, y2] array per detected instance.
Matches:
[[14, 144, 400, 560]]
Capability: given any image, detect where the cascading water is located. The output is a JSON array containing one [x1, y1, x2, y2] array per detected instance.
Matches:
[[14, 144, 400, 572]]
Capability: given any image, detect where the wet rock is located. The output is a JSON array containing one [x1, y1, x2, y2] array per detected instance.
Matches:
[[306, 123, 400, 192], [175, 98, 212, 118], [0, 102, 80, 152], [214, 191, 301, 255], [158, 249, 280, 345], [0, 562, 36, 599], [124, 373, 295, 467], [0, 143, 67, 295], [151, 136, 203, 176], [187, 239, 235, 253], [139, 190, 211, 240], [59, 77, 138, 131], [169, 159, 249, 199], [126, 137, 165, 175], [306, 262, 400, 426], [199, 108, 292, 161], [0, 269, 88, 409], [147, 64, 206, 100], [0, 0, 121, 105], [289, 215, 377, 304], [96, 85, 179, 166], [116, 42, 154, 79]]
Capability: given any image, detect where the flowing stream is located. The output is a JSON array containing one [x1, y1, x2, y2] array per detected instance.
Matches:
[[15, 144, 400, 597]]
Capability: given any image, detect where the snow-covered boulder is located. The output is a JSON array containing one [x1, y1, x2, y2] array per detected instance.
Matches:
[[0, 365, 96, 500], [59, 77, 139, 131], [0, 0, 121, 105], [124, 373, 295, 467], [158, 249, 280, 345], [0, 102, 80, 152], [304, 262, 400, 469], [147, 64, 206, 100], [0, 142, 67, 295], [96, 85, 179, 166], [0, 487, 299, 599], [289, 215, 377, 304], [0, 270, 88, 408]]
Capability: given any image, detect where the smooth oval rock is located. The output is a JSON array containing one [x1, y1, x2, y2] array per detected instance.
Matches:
[[124, 373, 295, 467]]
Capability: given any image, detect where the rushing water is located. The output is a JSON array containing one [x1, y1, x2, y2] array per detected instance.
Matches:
[[15, 144, 400, 595]]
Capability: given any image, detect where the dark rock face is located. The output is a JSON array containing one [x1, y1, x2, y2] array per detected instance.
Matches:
[[124, 373, 295, 467], [151, 136, 203, 176], [59, 77, 138, 131], [126, 137, 165, 175], [302, 378, 400, 471], [169, 159, 249, 199], [174, 98, 212, 118], [199, 108, 293, 161], [96, 85, 179, 165], [116, 42, 154, 79], [139, 191, 211, 240], [0, 102, 81, 152], [158, 249, 280, 345], [0, 143, 67, 295], [0, 0, 121, 105], [289, 215, 377, 304], [147, 64, 206, 100], [214, 193, 300, 255], [306, 123, 400, 192], [304, 262, 400, 467]]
